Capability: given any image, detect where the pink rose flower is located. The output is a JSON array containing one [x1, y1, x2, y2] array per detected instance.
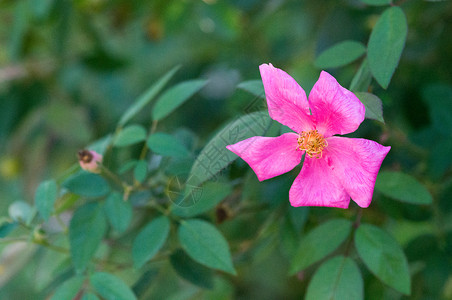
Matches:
[[226, 64, 390, 208], [77, 150, 103, 173]]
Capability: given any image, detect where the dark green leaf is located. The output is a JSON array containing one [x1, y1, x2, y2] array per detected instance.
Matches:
[[50, 276, 85, 300], [113, 124, 147, 147], [152, 79, 208, 121], [355, 92, 384, 123], [306, 256, 363, 300], [132, 269, 158, 297], [63, 171, 110, 198], [104, 192, 133, 233], [147, 132, 190, 158], [360, 0, 391, 5], [315, 40, 366, 69], [375, 171, 433, 204], [290, 219, 352, 274], [237, 80, 265, 98], [133, 160, 147, 183], [132, 215, 170, 269], [69, 202, 107, 272], [171, 181, 232, 217], [188, 111, 272, 188], [354, 224, 411, 295], [170, 249, 214, 289], [9, 1, 30, 61], [90, 272, 137, 300], [178, 219, 236, 275], [0, 221, 18, 238], [368, 7, 407, 89], [118, 65, 180, 127], [35, 179, 58, 221], [118, 160, 138, 174]]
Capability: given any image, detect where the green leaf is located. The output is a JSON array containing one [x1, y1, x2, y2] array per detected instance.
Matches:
[[170, 249, 214, 289], [31, 0, 54, 19], [360, 0, 391, 5], [147, 132, 190, 158], [349, 59, 372, 92], [133, 160, 147, 183], [355, 92, 384, 123], [354, 224, 411, 295], [69, 202, 107, 272], [237, 80, 265, 98], [0, 221, 17, 238], [132, 215, 170, 269], [113, 124, 147, 147], [188, 111, 272, 188], [368, 7, 408, 89], [306, 256, 363, 300], [104, 192, 133, 233], [152, 79, 208, 121], [88, 134, 113, 155], [81, 293, 100, 300], [375, 171, 433, 204], [35, 179, 58, 221], [131, 269, 159, 298], [50, 276, 85, 300], [178, 219, 236, 275], [9, 1, 30, 61], [118, 65, 180, 127], [90, 272, 137, 300], [8, 201, 34, 224], [315, 40, 366, 69], [290, 219, 352, 274], [171, 181, 232, 217], [63, 171, 110, 198]]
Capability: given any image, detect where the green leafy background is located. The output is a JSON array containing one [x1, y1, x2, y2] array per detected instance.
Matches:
[[0, 0, 451, 299]]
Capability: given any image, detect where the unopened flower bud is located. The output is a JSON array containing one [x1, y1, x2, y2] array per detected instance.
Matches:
[[77, 150, 102, 173]]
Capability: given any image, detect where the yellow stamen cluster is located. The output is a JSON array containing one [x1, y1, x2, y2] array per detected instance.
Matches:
[[297, 130, 328, 159]]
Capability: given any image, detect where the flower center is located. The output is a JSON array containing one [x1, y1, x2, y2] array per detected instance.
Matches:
[[297, 130, 328, 159]]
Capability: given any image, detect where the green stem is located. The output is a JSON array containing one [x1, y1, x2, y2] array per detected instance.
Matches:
[[0, 237, 29, 244], [344, 208, 363, 256], [100, 165, 127, 191], [139, 120, 159, 161]]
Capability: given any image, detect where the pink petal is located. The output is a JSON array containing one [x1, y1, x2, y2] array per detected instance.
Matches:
[[289, 157, 350, 208], [226, 133, 302, 181], [324, 137, 391, 208], [259, 64, 315, 133], [309, 71, 365, 137]]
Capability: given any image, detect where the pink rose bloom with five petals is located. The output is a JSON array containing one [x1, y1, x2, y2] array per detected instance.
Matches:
[[226, 64, 390, 209]]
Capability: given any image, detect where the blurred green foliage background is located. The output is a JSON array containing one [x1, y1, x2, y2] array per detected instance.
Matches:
[[1, 0, 452, 299]]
